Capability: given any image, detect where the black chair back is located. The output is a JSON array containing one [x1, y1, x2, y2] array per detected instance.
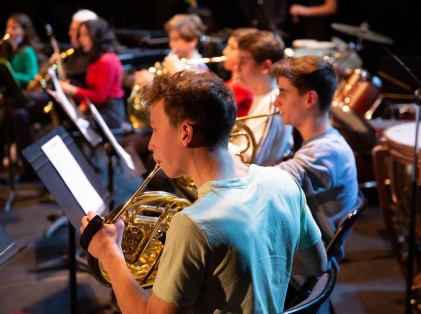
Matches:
[[283, 268, 337, 314]]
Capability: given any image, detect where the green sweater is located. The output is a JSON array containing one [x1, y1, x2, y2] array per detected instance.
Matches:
[[10, 45, 39, 87]]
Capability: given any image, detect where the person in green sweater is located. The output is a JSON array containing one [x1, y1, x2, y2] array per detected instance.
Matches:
[[0, 12, 42, 88], [0, 12, 43, 178]]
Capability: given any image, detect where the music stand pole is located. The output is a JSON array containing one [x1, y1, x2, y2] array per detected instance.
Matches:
[[3, 91, 16, 212], [406, 90, 421, 314], [68, 220, 77, 314], [105, 142, 115, 211]]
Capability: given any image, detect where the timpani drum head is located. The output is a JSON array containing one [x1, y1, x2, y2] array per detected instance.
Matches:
[[384, 122, 421, 164]]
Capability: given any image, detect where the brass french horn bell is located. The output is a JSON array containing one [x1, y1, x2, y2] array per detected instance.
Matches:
[[171, 112, 279, 202], [127, 55, 227, 130], [85, 164, 191, 288]]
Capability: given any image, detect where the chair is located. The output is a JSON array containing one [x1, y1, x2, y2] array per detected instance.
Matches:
[[286, 189, 367, 313], [325, 188, 368, 262], [283, 268, 337, 314]]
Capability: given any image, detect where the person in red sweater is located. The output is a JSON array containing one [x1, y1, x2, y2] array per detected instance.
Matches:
[[222, 28, 256, 117], [59, 18, 124, 129]]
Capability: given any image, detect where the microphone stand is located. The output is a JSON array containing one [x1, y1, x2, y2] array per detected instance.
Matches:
[[383, 46, 421, 314], [406, 90, 420, 314]]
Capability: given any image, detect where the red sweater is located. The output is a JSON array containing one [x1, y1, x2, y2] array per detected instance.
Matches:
[[75, 52, 124, 105], [226, 78, 253, 117]]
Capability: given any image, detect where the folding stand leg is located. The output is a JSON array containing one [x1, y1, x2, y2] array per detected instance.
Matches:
[[3, 94, 16, 212], [68, 221, 77, 314]]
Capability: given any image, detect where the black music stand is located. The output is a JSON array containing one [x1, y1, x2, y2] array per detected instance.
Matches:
[[0, 221, 28, 270], [22, 126, 111, 314], [46, 67, 102, 149], [86, 99, 144, 210], [0, 58, 29, 212]]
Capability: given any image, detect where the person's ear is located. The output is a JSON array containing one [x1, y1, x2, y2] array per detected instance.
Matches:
[[181, 121, 193, 147], [190, 38, 199, 49], [262, 59, 273, 74], [307, 90, 319, 108]]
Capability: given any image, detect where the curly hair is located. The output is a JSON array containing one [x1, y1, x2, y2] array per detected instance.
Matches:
[[144, 71, 237, 148]]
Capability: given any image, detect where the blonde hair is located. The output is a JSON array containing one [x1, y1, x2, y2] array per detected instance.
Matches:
[[164, 14, 206, 42]]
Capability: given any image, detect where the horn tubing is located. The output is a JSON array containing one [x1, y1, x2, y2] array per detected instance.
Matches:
[[106, 163, 161, 223], [236, 111, 280, 122], [182, 55, 227, 65]]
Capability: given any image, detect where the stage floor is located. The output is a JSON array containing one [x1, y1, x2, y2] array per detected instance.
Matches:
[[0, 144, 405, 314]]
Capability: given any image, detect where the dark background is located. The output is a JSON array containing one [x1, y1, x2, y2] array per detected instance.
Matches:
[[1, 0, 421, 97]]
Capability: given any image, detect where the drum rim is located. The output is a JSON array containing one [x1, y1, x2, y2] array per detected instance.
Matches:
[[384, 122, 421, 163]]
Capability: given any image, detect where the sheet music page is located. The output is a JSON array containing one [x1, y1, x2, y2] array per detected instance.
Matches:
[[47, 67, 78, 121], [47, 68, 102, 147], [87, 102, 136, 172], [41, 135, 105, 215]]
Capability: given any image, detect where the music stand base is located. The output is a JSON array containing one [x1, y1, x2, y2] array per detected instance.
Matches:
[[2, 189, 15, 212]]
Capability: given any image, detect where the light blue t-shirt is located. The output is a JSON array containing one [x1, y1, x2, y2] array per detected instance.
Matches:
[[278, 127, 358, 262], [153, 164, 321, 313]]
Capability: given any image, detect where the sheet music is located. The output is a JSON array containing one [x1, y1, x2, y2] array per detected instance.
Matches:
[[41, 135, 105, 215], [87, 101, 135, 171], [47, 68, 102, 147]]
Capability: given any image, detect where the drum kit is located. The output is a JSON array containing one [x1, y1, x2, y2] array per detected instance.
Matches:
[[288, 22, 404, 186], [330, 23, 421, 309], [288, 22, 395, 134]]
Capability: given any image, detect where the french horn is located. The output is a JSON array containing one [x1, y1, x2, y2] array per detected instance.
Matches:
[[127, 55, 227, 130], [171, 120, 257, 202], [171, 114, 282, 202], [85, 164, 191, 287]]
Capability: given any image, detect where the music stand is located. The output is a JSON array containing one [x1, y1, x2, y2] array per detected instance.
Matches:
[[0, 221, 28, 270], [86, 97, 141, 211], [22, 125, 111, 314], [0, 58, 29, 212], [46, 67, 102, 149]]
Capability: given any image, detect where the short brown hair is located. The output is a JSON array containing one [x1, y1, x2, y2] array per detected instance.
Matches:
[[144, 71, 237, 148], [164, 14, 206, 42], [230, 28, 258, 41], [237, 30, 285, 64], [271, 56, 338, 112]]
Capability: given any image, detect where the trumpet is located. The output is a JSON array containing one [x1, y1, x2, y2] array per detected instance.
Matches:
[[148, 55, 227, 73], [0, 33, 10, 46], [236, 111, 281, 122], [85, 164, 191, 287]]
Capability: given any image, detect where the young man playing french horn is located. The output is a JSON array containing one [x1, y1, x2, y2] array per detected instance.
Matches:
[[81, 71, 327, 313]]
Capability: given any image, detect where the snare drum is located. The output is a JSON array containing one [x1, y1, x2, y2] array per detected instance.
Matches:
[[289, 40, 337, 64]]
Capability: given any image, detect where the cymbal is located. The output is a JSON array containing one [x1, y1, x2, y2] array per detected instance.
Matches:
[[331, 22, 394, 45]]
